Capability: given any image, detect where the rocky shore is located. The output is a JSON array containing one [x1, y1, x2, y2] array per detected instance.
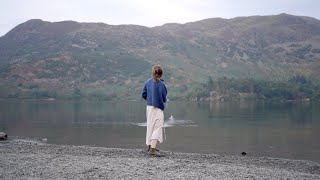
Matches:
[[1, 138, 319, 179]]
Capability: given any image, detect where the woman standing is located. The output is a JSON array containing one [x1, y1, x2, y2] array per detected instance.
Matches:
[[141, 64, 167, 156]]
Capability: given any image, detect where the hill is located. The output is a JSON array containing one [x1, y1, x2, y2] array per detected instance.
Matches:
[[0, 13, 320, 100]]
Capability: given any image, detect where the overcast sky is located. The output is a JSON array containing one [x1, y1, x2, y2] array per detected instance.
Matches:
[[1, 0, 319, 36]]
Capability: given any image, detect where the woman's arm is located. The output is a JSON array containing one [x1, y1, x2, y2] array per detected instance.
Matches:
[[141, 82, 147, 100], [162, 83, 167, 103]]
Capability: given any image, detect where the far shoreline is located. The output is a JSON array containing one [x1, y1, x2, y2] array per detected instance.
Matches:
[[0, 98, 319, 103]]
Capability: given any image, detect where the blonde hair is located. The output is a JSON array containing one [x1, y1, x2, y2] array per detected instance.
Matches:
[[152, 64, 163, 82]]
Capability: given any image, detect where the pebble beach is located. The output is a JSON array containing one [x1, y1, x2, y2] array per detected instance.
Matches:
[[1, 138, 319, 179]]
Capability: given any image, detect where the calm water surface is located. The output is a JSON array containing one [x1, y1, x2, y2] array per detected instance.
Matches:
[[0, 100, 319, 162]]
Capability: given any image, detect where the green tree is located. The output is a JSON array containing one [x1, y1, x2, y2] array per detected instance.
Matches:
[[72, 88, 82, 99]]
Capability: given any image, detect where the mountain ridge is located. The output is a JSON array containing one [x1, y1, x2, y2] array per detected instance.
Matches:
[[0, 13, 320, 100]]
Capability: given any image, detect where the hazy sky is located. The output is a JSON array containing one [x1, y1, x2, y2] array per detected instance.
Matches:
[[1, 0, 319, 36]]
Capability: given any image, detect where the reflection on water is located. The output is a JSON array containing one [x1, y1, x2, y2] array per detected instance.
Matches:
[[0, 100, 319, 162]]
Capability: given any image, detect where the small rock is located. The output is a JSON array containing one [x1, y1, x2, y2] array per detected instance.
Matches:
[[41, 138, 48, 142], [0, 132, 8, 140], [241, 152, 247, 156]]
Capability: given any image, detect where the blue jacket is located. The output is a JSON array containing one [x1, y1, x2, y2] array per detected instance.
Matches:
[[141, 78, 167, 110]]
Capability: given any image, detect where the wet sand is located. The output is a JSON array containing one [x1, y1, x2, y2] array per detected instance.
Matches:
[[1, 138, 319, 179]]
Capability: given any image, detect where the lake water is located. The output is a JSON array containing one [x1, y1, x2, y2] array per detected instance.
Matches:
[[0, 100, 319, 162]]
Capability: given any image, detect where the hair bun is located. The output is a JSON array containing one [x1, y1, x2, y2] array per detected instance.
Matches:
[[152, 64, 163, 82]]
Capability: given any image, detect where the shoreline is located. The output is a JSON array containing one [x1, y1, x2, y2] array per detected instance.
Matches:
[[1, 138, 319, 179]]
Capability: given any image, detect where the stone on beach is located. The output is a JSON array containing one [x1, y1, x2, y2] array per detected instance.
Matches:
[[0, 132, 8, 140]]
